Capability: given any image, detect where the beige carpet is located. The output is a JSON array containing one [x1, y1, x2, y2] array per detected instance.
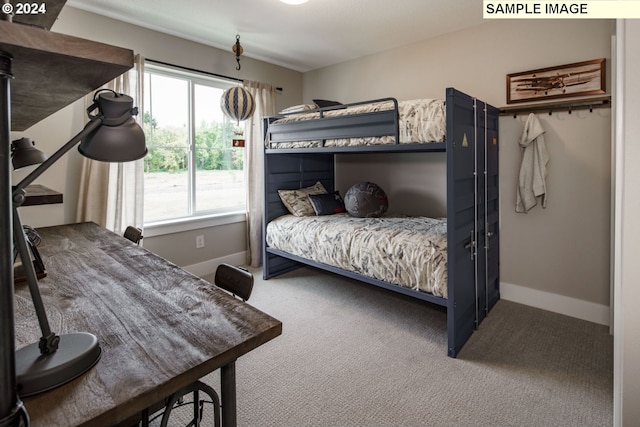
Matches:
[[161, 266, 613, 427]]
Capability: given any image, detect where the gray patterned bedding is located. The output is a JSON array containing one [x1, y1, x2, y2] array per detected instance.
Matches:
[[266, 99, 446, 149], [266, 213, 448, 298]]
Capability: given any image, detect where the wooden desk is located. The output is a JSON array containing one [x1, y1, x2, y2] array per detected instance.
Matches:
[[14, 222, 282, 426]]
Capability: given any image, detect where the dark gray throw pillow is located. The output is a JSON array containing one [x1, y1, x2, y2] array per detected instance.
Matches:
[[308, 191, 346, 215], [313, 99, 343, 108]]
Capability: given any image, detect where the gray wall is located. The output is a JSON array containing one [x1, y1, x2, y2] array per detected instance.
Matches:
[[303, 19, 614, 316]]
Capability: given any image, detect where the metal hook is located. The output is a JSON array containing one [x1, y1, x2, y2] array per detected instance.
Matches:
[[233, 34, 243, 71]]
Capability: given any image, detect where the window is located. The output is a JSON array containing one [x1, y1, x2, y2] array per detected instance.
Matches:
[[143, 63, 245, 227]]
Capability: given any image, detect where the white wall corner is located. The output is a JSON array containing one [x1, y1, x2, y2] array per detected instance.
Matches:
[[500, 282, 610, 326], [182, 251, 248, 279]]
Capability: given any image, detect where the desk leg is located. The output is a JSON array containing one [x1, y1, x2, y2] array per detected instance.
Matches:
[[140, 408, 149, 427], [221, 361, 237, 427]]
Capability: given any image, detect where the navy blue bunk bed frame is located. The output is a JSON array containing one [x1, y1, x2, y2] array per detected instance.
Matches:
[[262, 88, 500, 357]]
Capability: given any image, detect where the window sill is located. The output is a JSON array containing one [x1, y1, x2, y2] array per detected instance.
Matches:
[[143, 211, 246, 237]]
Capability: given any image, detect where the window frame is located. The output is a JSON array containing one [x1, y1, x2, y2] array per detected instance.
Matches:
[[142, 62, 247, 234]]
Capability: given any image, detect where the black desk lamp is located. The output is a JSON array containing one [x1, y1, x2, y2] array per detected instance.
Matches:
[[11, 138, 47, 169], [11, 89, 146, 397], [11, 137, 48, 280]]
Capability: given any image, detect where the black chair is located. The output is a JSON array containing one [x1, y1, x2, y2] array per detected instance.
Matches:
[[157, 380, 220, 427], [123, 226, 143, 244], [214, 263, 253, 301], [154, 264, 254, 427]]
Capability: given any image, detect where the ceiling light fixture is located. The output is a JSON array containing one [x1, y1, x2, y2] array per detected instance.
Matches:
[[280, 0, 309, 5]]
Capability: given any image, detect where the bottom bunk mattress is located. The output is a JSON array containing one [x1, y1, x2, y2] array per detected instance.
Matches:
[[266, 214, 448, 298]]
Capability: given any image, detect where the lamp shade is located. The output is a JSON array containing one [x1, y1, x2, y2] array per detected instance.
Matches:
[[11, 137, 47, 169], [78, 91, 147, 162], [220, 86, 255, 123]]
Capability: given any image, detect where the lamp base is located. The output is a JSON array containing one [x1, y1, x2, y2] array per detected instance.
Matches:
[[16, 332, 101, 397]]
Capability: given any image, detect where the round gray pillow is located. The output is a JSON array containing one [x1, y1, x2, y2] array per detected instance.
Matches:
[[344, 182, 388, 218]]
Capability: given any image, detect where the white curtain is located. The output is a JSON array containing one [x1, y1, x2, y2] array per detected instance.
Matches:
[[244, 80, 277, 267], [76, 54, 145, 235]]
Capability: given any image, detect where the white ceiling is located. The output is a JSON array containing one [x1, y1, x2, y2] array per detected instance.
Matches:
[[65, 0, 484, 72]]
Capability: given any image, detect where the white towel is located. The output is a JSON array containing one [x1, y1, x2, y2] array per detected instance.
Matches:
[[516, 113, 549, 213]]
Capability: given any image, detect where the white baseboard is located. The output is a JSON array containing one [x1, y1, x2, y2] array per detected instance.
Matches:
[[500, 282, 610, 326], [182, 251, 247, 279]]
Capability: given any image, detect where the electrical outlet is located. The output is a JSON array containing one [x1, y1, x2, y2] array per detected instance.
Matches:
[[196, 235, 205, 249]]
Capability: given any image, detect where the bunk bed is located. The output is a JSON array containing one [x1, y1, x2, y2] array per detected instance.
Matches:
[[262, 87, 500, 357]]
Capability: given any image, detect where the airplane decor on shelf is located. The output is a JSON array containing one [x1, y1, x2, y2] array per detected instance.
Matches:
[[506, 58, 605, 104]]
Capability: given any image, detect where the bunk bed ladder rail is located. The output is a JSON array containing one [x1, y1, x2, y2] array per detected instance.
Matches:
[[484, 102, 501, 314], [484, 102, 491, 317], [473, 97, 480, 330], [477, 99, 491, 329], [473, 97, 495, 330], [474, 98, 501, 326], [472, 96, 493, 330], [484, 103, 490, 317]]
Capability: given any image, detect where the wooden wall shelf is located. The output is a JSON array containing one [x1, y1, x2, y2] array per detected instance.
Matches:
[[0, 18, 134, 131], [499, 95, 612, 117], [9, 0, 67, 30], [22, 184, 63, 206]]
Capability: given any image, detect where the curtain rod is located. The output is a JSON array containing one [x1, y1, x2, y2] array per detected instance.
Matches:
[[146, 58, 283, 92], [499, 95, 611, 117]]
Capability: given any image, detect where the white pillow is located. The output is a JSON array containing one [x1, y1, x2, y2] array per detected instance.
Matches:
[[279, 103, 317, 114], [278, 181, 328, 216]]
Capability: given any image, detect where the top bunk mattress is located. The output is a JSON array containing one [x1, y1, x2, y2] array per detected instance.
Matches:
[[265, 98, 446, 149]]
